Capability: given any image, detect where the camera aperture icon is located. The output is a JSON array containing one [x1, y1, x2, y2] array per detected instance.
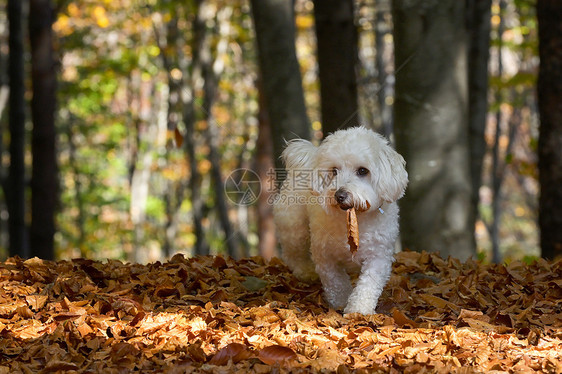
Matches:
[[224, 168, 261, 206]]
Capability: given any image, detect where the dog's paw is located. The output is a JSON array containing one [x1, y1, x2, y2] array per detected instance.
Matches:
[[343, 301, 377, 316], [324, 287, 353, 311]]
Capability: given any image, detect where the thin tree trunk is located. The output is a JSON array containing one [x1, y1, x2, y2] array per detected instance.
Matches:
[[375, 3, 392, 139], [467, 0, 492, 246], [29, 0, 58, 260], [130, 150, 153, 261], [183, 100, 208, 256], [490, 103, 502, 263], [250, 0, 310, 172], [313, 0, 359, 135], [126, 75, 139, 187], [393, 0, 475, 260], [537, 0, 562, 260], [184, 0, 209, 257], [486, 105, 519, 262], [155, 15, 185, 258], [126, 71, 141, 261], [126, 45, 158, 262], [200, 7, 238, 258], [255, 78, 277, 260], [8, 0, 27, 257], [490, 78, 502, 262], [66, 120, 86, 257], [0, 83, 8, 252], [202, 80, 238, 258], [129, 79, 158, 263], [489, 0, 505, 263]]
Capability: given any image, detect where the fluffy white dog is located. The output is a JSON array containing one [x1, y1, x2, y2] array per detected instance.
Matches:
[[273, 126, 408, 315]]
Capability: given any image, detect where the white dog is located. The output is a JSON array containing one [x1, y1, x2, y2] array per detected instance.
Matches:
[[273, 126, 408, 315]]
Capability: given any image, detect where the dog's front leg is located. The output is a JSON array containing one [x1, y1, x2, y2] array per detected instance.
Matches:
[[315, 262, 353, 311], [344, 256, 392, 315]]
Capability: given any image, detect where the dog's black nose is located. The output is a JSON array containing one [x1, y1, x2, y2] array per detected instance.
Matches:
[[335, 189, 349, 205]]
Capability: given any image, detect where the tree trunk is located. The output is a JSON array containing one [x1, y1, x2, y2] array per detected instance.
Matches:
[[202, 69, 238, 258], [66, 120, 86, 257], [200, 6, 239, 258], [8, 0, 28, 258], [392, 0, 475, 260], [183, 0, 209, 257], [375, 4, 392, 139], [129, 72, 159, 263], [250, 0, 310, 172], [537, 0, 562, 260], [155, 15, 185, 258], [489, 0, 505, 263], [313, 0, 359, 135], [183, 101, 208, 256], [130, 149, 153, 261], [466, 0, 491, 245], [29, 0, 58, 260], [255, 78, 278, 260]]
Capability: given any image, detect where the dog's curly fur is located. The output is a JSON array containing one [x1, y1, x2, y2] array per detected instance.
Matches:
[[273, 127, 408, 315]]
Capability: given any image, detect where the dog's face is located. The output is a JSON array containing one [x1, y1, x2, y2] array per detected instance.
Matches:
[[311, 127, 408, 212]]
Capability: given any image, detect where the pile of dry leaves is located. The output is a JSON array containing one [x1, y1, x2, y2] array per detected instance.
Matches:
[[0, 251, 560, 373]]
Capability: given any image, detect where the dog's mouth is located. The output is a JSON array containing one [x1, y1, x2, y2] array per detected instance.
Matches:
[[333, 189, 371, 211], [337, 201, 354, 210]]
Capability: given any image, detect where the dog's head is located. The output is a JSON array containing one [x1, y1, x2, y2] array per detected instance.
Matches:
[[311, 127, 408, 212]]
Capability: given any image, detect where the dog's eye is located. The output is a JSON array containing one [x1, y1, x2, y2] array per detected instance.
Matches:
[[331, 167, 338, 176], [357, 167, 369, 176]]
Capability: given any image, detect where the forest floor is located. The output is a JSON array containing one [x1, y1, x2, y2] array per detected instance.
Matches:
[[0, 251, 560, 373]]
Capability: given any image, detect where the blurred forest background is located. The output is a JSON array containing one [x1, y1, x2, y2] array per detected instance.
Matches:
[[0, 0, 560, 264]]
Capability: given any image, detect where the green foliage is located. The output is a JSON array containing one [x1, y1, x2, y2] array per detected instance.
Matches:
[[478, 0, 540, 262], [521, 254, 539, 265], [52, 0, 259, 260]]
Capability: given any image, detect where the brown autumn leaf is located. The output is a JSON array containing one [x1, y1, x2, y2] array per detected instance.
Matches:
[[392, 308, 418, 328], [174, 127, 184, 148], [418, 293, 461, 313], [25, 295, 48, 311], [209, 343, 252, 365], [257, 345, 297, 365], [0, 252, 560, 373], [43, 360, 79, 372], [187, 341, 207, 363], [346, 207, 359, 254]]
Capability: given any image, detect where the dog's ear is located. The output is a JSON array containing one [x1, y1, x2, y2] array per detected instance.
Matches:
[[281, 139, 316, 170], [374, 145, 408, 202]]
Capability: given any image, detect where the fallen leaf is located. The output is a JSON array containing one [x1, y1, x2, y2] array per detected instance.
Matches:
[[43, 361, 79, 372], [392, 308, 418, 328], [25, 295, 48, 311], [209, 343, 252, 365], [0, 252, 560, 373], [258, 345, 297, 365]]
